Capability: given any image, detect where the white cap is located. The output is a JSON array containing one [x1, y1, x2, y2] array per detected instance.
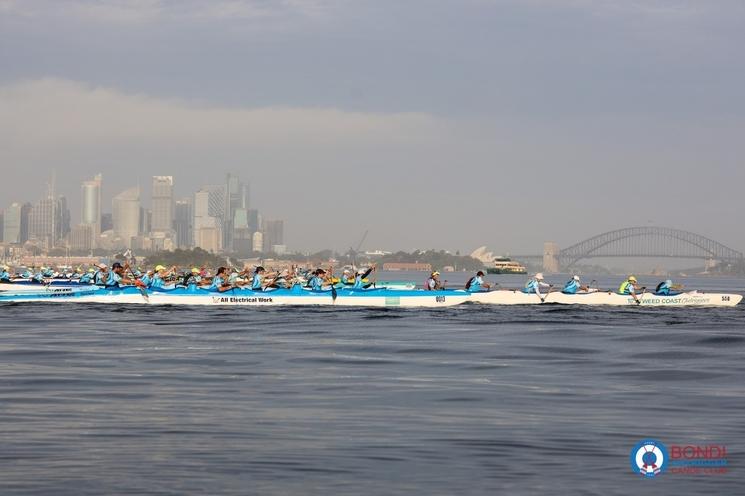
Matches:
[[535, 273, 544, 280], [98, 263, 107, 269], [573, 275, 580, 281], [357, 268, 366, 275]]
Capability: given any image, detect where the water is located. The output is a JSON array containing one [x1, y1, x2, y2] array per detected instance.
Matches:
[[1, 274, 744, 495]]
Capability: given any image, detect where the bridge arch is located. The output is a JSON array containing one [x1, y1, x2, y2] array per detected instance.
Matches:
[[558, 227, 743, 268]]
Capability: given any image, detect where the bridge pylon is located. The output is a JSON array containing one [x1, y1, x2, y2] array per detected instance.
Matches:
[[543, 241, 560, 273]]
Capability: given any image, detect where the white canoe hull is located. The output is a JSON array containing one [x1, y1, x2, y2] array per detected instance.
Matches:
[[470, 290, 742, 307]]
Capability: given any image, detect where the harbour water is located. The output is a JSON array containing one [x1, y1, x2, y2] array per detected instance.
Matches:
[[1, 273, 744, 494]]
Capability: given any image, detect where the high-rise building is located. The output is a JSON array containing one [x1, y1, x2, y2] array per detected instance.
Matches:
[[252, 231, 264, 253], [100, 213, 113, 232], [174, 198, 193, 249], [151, 176, 174, 233], [2, 203, 25, 244], [57, 196, 71, 241], [70, 224, 93, 252], [247, 209, 260, 236], [193, 189, 221, 252], [28, 197, 57, 248], [263, 220, 284, 252], [224, 174, 249, 251], [81, 174, 102, 247], [112, 187, 140, 248]]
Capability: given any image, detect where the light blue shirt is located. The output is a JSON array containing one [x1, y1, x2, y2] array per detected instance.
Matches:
[[0, 270, 10, 281], [309, 276, 324, 291], [563, 280, 580, 294], [105, 271, 122, 287], [657, 281, 672, 295], [210, 275, 226, 291], [470, 275, 484, 292], [251, 274, 263, 290]]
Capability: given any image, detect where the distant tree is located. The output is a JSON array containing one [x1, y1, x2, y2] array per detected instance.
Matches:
[[144, 248, 227, 268]]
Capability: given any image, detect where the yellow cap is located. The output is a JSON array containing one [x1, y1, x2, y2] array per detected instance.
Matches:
[[88, 268, 95, 273], [432, 271, 440, 276], [191, 267, 199, 273], [628, 276, 637, 282], [155, 265, 166, 272]]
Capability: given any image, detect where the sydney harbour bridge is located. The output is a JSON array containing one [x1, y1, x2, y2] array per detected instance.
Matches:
[[513, 226, 744, 273]]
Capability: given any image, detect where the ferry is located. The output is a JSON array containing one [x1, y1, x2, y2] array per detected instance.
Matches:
[[486, 257, 527, 275]]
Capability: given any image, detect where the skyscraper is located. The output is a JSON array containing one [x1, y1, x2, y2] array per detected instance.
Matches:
[[28, 197, 57, 248], [81, 174, 102, 247], [151, 176, 174, 233], [193, 189, 221, 252], [263, 219, 284, 252], [224, 174, 249, 251], [174, 198, 193, 249], [2, 202, 31, 244], [112, 187, 140, 248]]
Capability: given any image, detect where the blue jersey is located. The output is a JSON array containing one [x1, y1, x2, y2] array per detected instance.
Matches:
[[563, 280, 580, 294], [105, 271, 122, 287], [470, 276, 484, 292], [523, 279, 538, 294], [139, 274, 152, 287], [210, 276, 226, 291], [79, 273, 93, 284], [94, 271, 107, 285], [0, 270, 10, 281], [656, 281, 672, 295], [251, 274, 263, 290], [309, 276, 324, 291]]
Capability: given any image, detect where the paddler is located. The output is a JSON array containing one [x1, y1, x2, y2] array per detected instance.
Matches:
[[104, 262, 140, 288], [523, 273, 551, 301], [353, 264, 376, 289], [93, 263, 108, 285], [209, 266, 233, 292], [251, 266, 266, 290], [78, 267, 95, 284], [151, 265, 177, 290], [562, 275, 588, 294], [425, 271, 444, 290], [655, 279, 676, 296], [307, 269, 326, 291], [618, 275, 642, 303], [0, 265, 11, 282], [466, 271, 491, 292]]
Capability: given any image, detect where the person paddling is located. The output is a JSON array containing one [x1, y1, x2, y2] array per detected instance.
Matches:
[[105, 262, 141, 288], [425, 271, 444, 290], [523, 273, 551, 302], [0, 265, 12, 282], [562, 275, 588, 294], [308, 269, 327, 291], [618, 275, 642, 303], [655, 279, 676, 296], [466, 271, 491, 292], [209, 266, 233, 292], [353, 264, 376, 289]]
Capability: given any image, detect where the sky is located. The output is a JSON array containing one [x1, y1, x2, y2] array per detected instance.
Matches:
[[1, 0, 744, 255]]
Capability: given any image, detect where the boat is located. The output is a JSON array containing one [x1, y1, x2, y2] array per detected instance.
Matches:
[[0, 285, 471, 307], [469, 289, 743, 307], [0, 280, 93, 292], [485, 257, 527, 275]]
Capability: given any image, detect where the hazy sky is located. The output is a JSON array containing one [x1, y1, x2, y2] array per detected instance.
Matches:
[[1, 0, 744, 254]]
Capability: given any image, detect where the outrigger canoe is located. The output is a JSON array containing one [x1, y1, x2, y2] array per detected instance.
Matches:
[[0, 285, 470, 307], [469, 289, 743, 307]]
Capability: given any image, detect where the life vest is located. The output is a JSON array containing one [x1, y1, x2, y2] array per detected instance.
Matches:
[[618, 281, 632, 294]]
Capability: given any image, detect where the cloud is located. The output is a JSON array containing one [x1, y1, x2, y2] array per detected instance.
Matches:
[[0, 78, 445, 154], [0, 0, 346, 24]]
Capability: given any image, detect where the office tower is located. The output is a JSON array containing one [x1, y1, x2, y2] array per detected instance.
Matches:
[[151, 176, 174, 233], [193, 189, 221, 252], [3, 202, 30, 244], [252, 231, 263, 253], [70, 224, 93, 251], [112, 187, 140, 248], [263, 220, 284, 252], [100, 213, 113, 232], [81, 174, 102, 248], [174, 198, 193, 249], [28, 197, 57, 248]]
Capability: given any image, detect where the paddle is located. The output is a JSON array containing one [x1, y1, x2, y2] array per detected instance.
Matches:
[[122, 250, 148, 302], [327, 266, 337, 302]]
